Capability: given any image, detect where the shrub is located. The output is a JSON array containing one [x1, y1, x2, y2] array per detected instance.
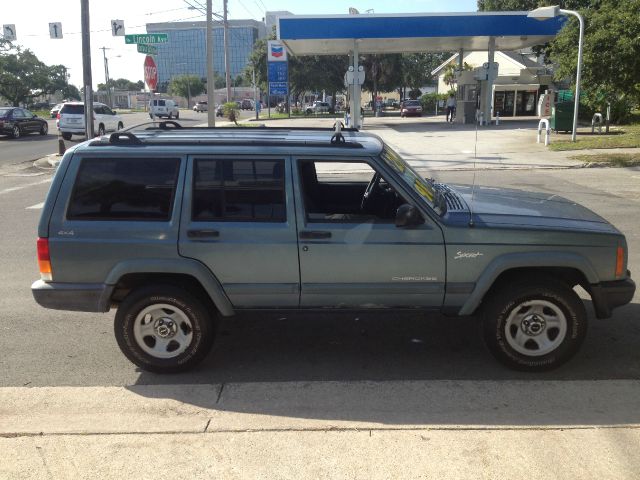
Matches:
[[223, 102, 238, 125]]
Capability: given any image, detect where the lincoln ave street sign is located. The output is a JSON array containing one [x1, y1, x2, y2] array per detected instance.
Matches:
[[125, 33, 168, 44], [137, 44, 158, 55]]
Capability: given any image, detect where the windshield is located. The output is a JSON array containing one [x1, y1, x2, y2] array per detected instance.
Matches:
[[380, 144, 435, 206], [404, 100, 420, 106]]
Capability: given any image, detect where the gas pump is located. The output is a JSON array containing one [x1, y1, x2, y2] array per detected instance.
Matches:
[[473, 62, 498, 125], [454, 70, 478, 124]]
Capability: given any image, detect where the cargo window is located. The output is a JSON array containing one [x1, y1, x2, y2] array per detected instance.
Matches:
[[67, 157, 180, 221], [192, 159, 285, 222], [60, 104, 85, 115]]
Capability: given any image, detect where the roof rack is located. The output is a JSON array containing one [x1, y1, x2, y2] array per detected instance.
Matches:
[[90, 121, 368, 149]]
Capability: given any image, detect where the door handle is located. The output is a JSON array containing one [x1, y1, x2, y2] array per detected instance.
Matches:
[[299, 230, 332, 239], [187, 229, 220, 239]]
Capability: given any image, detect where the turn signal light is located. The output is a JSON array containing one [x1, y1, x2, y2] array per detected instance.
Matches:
[[615, 246, 625, 278], [37, 237, 52, 281], [56, 113, 61, 120]]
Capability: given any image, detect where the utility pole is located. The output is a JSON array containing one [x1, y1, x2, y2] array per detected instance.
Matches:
[[100, 47, 112, 108], [81, 0, 94, 138], [223, 0, 232, 102], [206, 0, 215, 126]]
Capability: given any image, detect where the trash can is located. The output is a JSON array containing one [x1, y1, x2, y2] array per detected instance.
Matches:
[[550, 101, 574, 133]]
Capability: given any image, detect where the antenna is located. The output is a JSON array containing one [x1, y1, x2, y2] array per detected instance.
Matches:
[[469, 108, 479, 227]]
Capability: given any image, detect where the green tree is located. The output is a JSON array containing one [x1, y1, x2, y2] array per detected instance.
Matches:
[[60, 84, 81, 101], [550, 0, 640, 122], [443, 62, 473, 90], [0, 43, 68, 106], [168, 75, 205, 108], [361, 54, 403, 112], [480, 0, 640, 122], [400, 52, 451, 99]]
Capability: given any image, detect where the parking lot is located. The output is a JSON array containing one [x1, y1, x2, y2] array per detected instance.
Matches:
[[1, 114, 639, 479]]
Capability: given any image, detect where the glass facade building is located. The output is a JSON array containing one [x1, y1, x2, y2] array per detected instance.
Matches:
[[146, 20, 265, 87]]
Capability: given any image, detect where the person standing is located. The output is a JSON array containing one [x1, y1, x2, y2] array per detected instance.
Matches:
[[446, 93, 457, 123]]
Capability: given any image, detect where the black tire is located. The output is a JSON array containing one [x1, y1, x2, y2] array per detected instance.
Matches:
[[114, 285, 216, 373], [97, 124, 106, 136], [62, 132, 72, 140], [117, 122, 123, 131], [149, 113, 153, 119], [168, 112, 173, 119], [11, 125, 20, 139], [175, 111, 179, 119], [482, 278, 587, 371], [40, 123, 48, 135]]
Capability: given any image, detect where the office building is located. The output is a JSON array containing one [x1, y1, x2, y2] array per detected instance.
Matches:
[[146, 20, 266, 88]]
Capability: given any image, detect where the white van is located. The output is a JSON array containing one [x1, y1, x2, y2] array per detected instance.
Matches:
[[149, 99, 179, 119]]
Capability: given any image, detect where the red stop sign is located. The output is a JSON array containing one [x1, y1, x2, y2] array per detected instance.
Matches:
[[144, 55, 158, 91]]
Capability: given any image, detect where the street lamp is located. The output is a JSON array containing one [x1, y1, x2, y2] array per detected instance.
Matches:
[[528, 5, 584, 142]]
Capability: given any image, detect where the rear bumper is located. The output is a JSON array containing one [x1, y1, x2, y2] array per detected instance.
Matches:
[[31, 280, 113, 312], [590, 275, 636, 319]]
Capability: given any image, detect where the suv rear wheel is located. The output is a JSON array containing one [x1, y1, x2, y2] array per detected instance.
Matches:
[[114, 285, 216, 373], [482, 279, 587, 371]]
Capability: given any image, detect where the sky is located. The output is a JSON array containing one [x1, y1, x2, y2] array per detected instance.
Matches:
[[2, 0, 478, 89]]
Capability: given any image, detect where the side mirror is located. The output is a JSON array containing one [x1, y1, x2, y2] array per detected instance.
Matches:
[[112, 110, 117, 115], [395, 204, 423, 228]]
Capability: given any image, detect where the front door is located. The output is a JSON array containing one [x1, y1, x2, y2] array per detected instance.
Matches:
[[179, 156, 300, 307], [293, 158, 446, 308]]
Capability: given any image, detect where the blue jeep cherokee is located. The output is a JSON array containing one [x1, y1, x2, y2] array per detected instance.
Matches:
[[32, 124, 635, 373]]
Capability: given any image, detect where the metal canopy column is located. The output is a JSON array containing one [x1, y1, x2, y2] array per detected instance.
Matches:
[[484, 36, 496, 125], [350, 40, 361, 129]]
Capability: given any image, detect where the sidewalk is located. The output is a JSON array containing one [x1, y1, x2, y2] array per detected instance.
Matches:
[[2, 380, 640, 479]]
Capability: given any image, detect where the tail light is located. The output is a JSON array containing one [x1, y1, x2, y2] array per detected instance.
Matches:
[[57, 113, 61, 120], [615, 246, 625, 278], [37, 237, 52, 281]]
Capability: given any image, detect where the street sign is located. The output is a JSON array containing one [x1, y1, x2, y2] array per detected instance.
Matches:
[[269, 82, 288, 96], [267, 41, 287, 62], [3, 24, 16, 41], [125, 33, 168, 45], [111, 20, 125, 36], [137, 44, 157, 55], [49, 22, 63, 39], [144, 55, 158, 91]]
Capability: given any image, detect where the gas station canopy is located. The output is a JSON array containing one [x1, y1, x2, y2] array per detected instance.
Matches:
[[277, 12, 566, 55]]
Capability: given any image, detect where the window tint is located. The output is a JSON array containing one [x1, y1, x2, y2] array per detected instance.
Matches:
[[103, 106, 113, 115], [12, 109, 25, 118], [192, 159, 285, 222], [93, 105, 104, 115], [23, 109, 34, 117], [67, 157, 180, 221], [60, 104, 85, 115]]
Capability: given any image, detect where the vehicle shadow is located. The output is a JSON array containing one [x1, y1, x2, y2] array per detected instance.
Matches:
[[0, 133, 54, 142], [129, 301, 640, 426]]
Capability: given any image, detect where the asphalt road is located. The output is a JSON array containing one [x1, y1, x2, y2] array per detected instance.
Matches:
[[0, 108, 254, 167], [0, 160, 638, 388]]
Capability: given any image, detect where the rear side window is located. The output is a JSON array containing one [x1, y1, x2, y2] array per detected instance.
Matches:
[[67, 157, 180, 221], [192, 159, 285, 222], [60, 104, 85, 114]]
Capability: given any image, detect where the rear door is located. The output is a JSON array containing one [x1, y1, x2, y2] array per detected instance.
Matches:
[[179, 155, 300, 307]]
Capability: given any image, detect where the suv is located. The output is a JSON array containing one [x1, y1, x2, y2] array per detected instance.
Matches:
[[193, 101, 208, 113], [57, 102, 124, 140], [149, 99, 179, 119], [32, 125, 635, 373], [306, 101, 333, 115]]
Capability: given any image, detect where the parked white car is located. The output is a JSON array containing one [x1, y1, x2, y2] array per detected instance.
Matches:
[[149, 99, 179, 119], [56, 102, 124, 140]]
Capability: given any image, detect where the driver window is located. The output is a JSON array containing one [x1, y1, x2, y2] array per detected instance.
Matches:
[[298, 159, 408, 223]]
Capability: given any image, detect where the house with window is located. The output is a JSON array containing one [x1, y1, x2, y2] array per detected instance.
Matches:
[[431, 50, 554, 117]]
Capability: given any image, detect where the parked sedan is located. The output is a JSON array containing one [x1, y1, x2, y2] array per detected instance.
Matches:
[[0, 107, 49, 138], [400, 100, 423, 117]]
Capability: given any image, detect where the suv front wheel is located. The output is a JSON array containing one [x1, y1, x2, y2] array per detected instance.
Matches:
[[482, 278, 587, 371], [114, 285, 216, 373]]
